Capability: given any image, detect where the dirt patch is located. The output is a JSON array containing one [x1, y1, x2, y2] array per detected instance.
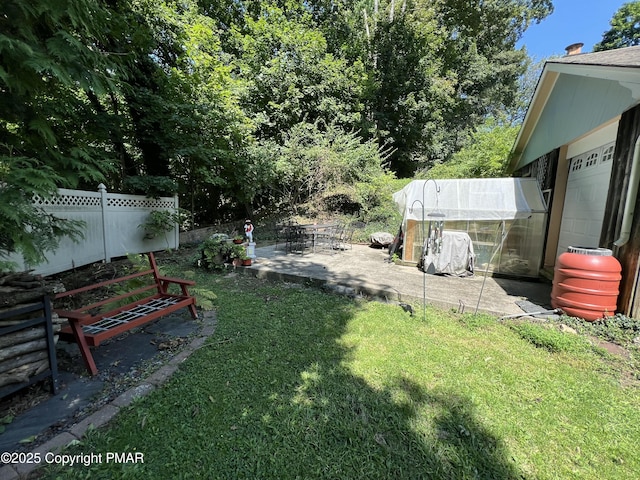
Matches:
[[593, 338, 630, 359]]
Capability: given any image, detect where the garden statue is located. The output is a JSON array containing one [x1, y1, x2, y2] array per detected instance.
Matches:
[[244, 219, 254, 242]]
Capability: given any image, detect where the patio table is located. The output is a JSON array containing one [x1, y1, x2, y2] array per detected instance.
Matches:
[[297, 223, 340, 253]]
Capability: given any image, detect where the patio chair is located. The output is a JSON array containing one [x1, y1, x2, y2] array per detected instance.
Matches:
[[285, 224, 310, 255], [339, 221, 366, 250], [314, 225, 341, 253], [275, 220, 295, 251]]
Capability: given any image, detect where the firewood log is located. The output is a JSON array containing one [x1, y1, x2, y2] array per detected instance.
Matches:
[[0, 281, 64, 308], [0, 350, 48, 375], [0, 336, 58, 363], [0, 359, 49, 388], [0, 271, 40, 286], [0, 328, 49, 349]]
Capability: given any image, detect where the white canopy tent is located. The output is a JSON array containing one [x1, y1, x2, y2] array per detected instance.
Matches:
[[393, 178, 547, 222], [392, 178, 548, 277]]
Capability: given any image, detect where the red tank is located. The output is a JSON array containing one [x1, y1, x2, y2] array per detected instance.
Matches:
[[551, 247, 622, 321]]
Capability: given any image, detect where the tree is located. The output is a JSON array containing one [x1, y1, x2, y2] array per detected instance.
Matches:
[[0, 0, 118, 266], [323, 0, 553, 176], [428, 0, 552, 165], [1, 0, 560, 267], [424, 117, 518, 179], [506, 56, 547, 126], [594, 2, 640, 51], [137, 0, 263, 222], [233, 4, 366, 143]]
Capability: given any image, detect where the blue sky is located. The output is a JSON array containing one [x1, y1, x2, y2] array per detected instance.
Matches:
[[517, 1, 630, 59]]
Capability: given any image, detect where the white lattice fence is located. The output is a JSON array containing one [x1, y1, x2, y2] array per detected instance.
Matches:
[[7, 184, 179, 276]]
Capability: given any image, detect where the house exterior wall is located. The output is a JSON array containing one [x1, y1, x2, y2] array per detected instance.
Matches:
[[566, 120, 620, 159], [515, 121, 621, 272], [601, 104, 640, 316], [516, 75, 636, 169]]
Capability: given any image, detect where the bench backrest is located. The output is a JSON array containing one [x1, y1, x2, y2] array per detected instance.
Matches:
[[54, 253, 163, 313]]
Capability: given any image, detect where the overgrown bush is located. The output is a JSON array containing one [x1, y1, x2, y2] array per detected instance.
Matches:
[[252, 121, 395, 220], [419, 118, 518, 179], [196, 237, 245, 271], [552, 314, 640, 346]]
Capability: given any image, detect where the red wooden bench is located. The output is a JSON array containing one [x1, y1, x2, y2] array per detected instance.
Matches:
[[54, 252, 197, 376]]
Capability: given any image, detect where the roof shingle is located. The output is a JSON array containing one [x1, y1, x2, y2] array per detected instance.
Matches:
[[549, 45, 640, 68]]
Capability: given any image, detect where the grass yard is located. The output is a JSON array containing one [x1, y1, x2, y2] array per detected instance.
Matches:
[[41, 266, 640, 479]]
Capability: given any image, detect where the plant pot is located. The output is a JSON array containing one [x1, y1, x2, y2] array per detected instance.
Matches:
[[233, 239, 244, 244], [242, 258, 252, 266]]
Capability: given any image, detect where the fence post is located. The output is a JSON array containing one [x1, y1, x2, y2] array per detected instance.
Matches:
[[173, 193, 180, 250], [98, 183, 110, 262]]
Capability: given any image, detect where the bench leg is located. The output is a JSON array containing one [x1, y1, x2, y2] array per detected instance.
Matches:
[[188, 302, 198, 319], [179, 285, 198, 319], [68, 318, 98, 376]]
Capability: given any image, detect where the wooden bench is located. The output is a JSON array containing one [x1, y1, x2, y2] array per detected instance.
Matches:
[[54, 252, 198, 376]]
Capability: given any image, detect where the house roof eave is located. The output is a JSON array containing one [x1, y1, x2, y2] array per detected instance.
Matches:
[[508, 68, 559, 172], [509, 47, 640, 173]]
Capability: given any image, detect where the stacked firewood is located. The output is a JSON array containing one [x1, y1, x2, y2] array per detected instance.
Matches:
[[0, 272, 65, 389]]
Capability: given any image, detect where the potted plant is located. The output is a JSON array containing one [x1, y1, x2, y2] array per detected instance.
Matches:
[[230, 243, 246, 266], [139, 209, 186, 247], [241, 254, 252, 266], [232, 235, 244, 244]]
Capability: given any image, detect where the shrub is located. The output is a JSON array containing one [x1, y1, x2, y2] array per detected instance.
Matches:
[[196, 237, 246, 271]]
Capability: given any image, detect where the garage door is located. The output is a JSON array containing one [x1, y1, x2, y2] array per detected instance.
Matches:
[[556, 143, 615, 259]]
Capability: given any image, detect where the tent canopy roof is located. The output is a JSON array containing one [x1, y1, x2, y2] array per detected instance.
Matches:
[[393, 178, 547, 222]]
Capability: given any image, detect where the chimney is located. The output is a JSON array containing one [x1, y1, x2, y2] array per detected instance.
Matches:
[[565, 43, 584, 56]]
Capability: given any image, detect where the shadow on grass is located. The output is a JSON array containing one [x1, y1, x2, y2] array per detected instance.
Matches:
[[43, 272, 526, 479]]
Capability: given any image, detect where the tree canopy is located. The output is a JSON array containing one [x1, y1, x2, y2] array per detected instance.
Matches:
[[594, 1, 640, 51], [1, 0, 554, 265]]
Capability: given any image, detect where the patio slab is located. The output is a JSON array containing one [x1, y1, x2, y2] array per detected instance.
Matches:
[[242, 244, 554, 318]]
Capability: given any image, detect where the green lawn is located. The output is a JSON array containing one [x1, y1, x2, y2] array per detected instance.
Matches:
[[42, 269, 640, 480]]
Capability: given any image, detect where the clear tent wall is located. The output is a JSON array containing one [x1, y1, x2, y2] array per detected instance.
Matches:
[[392, 178, 548, 278]]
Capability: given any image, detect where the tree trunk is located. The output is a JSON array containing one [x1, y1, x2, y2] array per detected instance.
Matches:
[[85, 89, 138, 179]]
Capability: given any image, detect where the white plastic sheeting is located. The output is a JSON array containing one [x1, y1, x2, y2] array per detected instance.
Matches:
[[392, 178, 547, 222], [393, 178, 548, 277]]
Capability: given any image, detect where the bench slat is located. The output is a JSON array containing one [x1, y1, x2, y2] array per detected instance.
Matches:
[[55, 268, 156, 299], [65, 283, 158, 314]]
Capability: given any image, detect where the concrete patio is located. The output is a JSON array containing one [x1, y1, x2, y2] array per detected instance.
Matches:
[[242, 243, 555, 318]]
